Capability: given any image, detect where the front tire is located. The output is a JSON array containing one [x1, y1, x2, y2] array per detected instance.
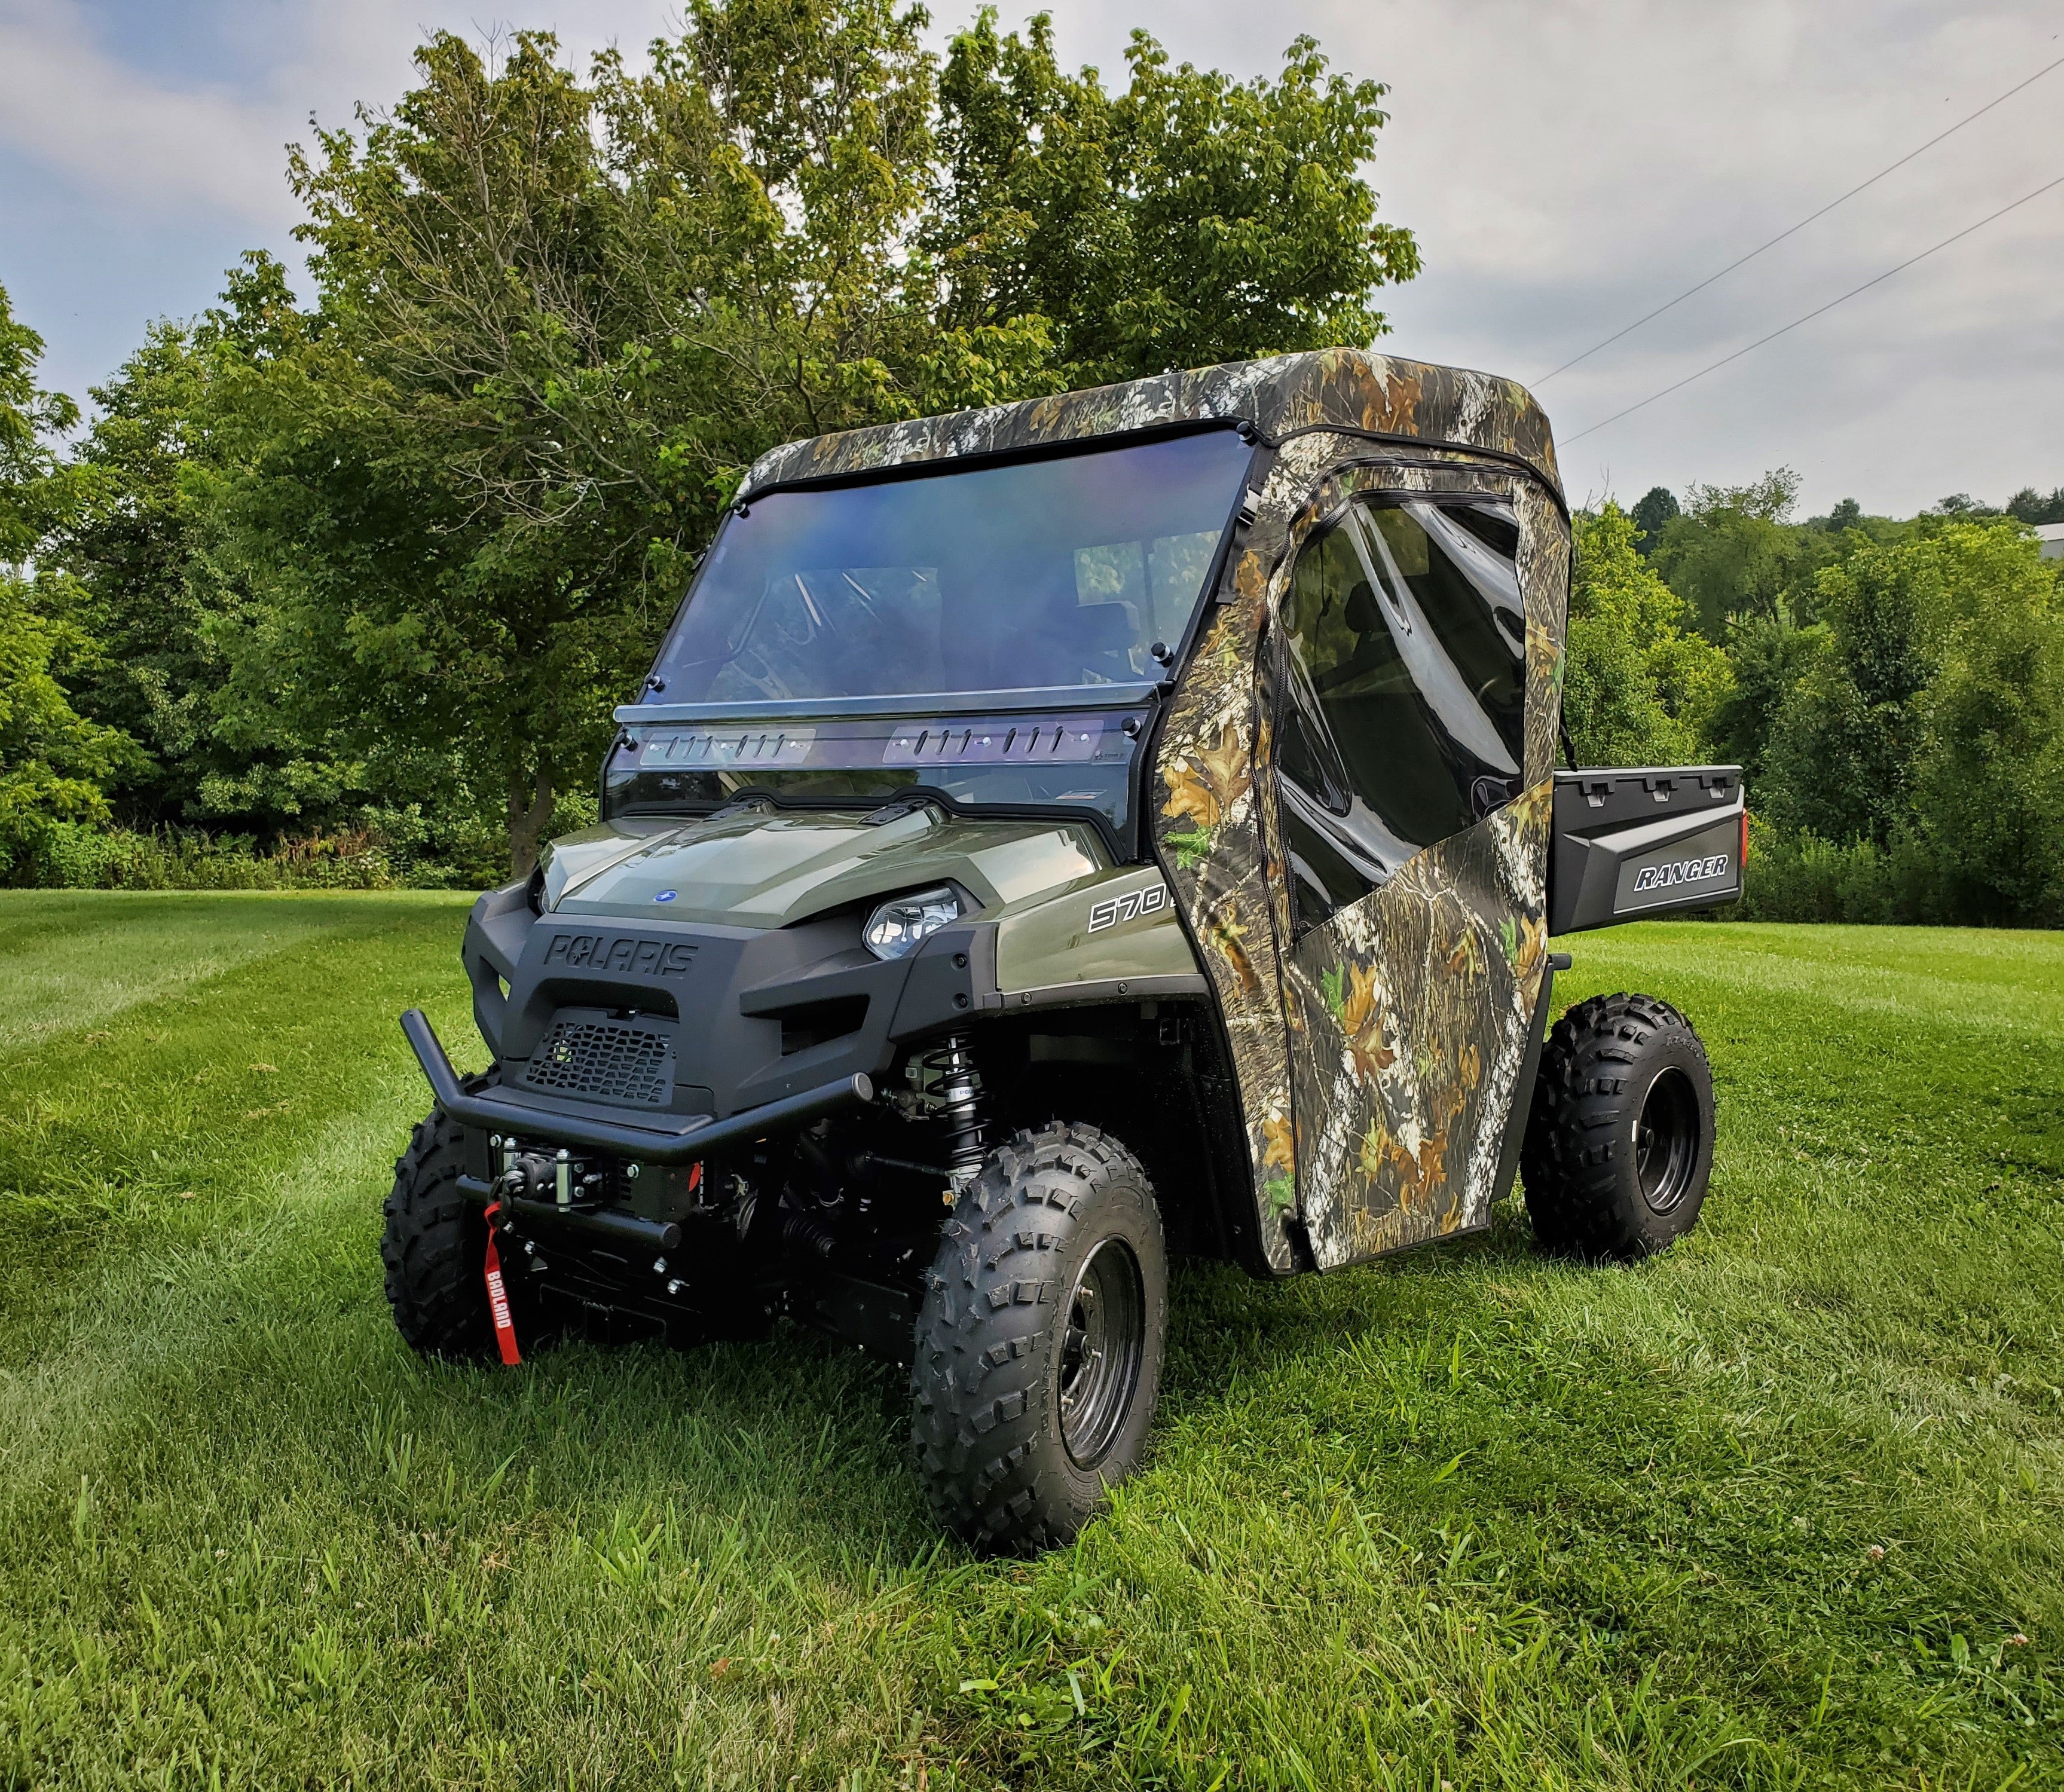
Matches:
[[382, 1091, 546, 1360], [1522, 992, 1716, 1261], [911, 1123, 1169, 1554]]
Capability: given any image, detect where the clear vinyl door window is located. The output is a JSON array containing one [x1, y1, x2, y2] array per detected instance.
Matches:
[[1275, 494, 1525, 937]]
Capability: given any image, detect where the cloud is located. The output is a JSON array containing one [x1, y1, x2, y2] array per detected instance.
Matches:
[[1017, 0, 2064, 513], [4, 0, 2059, 512], [0, 1, 296, 221], [0, 1, 659, 225]]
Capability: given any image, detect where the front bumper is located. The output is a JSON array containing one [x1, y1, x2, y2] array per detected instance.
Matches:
[[399, 1008, 873, 1165]]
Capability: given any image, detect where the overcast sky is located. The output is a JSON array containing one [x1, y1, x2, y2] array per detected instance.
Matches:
[[2, 0, 2058, 516]]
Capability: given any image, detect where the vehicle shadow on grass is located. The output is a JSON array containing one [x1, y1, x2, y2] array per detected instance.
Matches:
[[359, 1203, 1557, 1571], [346, 1203, 1557, 1577], [1160, 1200, 1547, 1400]]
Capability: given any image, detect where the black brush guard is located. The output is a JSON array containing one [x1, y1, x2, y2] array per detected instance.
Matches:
[[399, 1008, 873, 1165]]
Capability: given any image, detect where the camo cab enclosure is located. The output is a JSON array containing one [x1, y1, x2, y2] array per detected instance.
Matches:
[[391, 345, 1740, 1553], [744, 347, 1594, 1273]]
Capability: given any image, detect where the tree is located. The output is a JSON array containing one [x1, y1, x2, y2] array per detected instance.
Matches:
[[0, 282, 79, 560], [597, 0, 1056, 449], [0, 281, 130, 875], [1930, 493, 1995, 518], [1759, 520, 2058, 865], [218, 15, 1106, 875], [1905, 527, 2064, 923], [1652, 468, 1811, 637], [1705, 617, 1822, 787], [1629, 485, 1677, 555], [2007, 486, 2064, 526], [46, 319, 210, 827], [44, 305, 328, 833], [926, 14, 1418, 385], [0, 583, 131, 874], [201, 6, 1421, 874], [233, 32, 670, 875], [1761, 536, 1941, 847], [1562, 502, 1729, 767]]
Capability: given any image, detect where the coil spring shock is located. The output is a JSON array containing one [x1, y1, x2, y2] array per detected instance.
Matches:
[[917, 1035, 988, 1194]]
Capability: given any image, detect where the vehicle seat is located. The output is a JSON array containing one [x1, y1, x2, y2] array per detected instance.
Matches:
[[996, 589, 1139, 687], [1071, 601, 1139, 682]]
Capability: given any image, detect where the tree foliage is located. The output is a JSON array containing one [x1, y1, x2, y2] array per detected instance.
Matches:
[[1908, 544, 2064, 923], [927, 14, 1418, 385], [1756, 521, 2064, 922], [9, 3, 2061, 925], [1562, 503, 1730, 768], [247, 33, 668, 873], [1650, 469, 1817, 637], [1628, 485, 1677, 556], [1553, 466, 2064, 925], [0, 285, 79, 561], [0, 285, 131, 874], [127, 8, 1417, 874], [2007, 486, 2064, 526]]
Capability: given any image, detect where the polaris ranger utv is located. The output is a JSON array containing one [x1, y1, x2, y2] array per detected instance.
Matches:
[[388, 348, 1746, 1552]]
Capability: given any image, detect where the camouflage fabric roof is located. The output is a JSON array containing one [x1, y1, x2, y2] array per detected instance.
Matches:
[[741, 348, 1562, 500]]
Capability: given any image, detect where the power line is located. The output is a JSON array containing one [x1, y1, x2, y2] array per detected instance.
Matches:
[[1533, 48, 2064, 387], [1561, 171, 2064, 445]]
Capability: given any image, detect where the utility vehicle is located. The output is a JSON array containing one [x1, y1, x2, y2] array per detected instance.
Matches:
[[388, 348, 1745, 1552]]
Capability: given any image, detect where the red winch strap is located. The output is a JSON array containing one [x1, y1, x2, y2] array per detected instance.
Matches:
[[481, 1201, 522, 1366]]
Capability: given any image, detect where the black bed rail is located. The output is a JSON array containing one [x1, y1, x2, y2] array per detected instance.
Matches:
[[1548, 766, 1746, 934]]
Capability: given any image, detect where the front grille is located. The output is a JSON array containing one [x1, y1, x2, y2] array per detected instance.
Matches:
[[521, 1016, 672, 1106]]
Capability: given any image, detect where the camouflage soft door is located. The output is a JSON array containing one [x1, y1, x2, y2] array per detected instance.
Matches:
[[1267, 486, 1555, 1267]]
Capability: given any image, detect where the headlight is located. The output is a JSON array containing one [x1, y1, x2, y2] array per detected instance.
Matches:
[[863, 886, 963, 961]]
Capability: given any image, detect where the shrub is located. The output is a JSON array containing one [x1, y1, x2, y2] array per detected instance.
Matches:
[[13, 822, 397, 891], [1734, 820, 1934, 924]]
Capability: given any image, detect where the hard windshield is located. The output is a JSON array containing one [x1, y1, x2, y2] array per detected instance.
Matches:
[[650, 428, 1253, 705]]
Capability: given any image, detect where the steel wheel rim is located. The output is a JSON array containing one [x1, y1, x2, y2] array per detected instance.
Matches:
[[1634, 1066, 1699, 1214], [1057, 1236, 1145, 1470]]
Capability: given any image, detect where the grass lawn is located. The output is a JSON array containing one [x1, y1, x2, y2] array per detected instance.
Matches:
[[0, 893, 2058, 1790]]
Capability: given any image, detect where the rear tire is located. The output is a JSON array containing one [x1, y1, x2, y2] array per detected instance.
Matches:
[[911, 1123, 1168, 1554], [382, 1090, 546, 1361], [1522, 992, 1716, 1261]]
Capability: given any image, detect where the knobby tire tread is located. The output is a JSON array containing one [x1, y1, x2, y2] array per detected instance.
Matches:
[[382, 1075, 510, 1361], [1522, 991, 1711, 1261], [910, 1121, 1164, 1555]]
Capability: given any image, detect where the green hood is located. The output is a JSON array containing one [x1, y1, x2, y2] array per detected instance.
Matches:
[[541, 806, 1110, 929]]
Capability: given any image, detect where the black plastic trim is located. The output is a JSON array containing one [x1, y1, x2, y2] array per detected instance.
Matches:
[[985, 973, 1210, 1012], [607, 779, 1139, 868], [1549, 767, 1745, 933], [1491, 952, 1568, 1210], [736, 415, 1251, 502], [614, 683, 1161, 726]]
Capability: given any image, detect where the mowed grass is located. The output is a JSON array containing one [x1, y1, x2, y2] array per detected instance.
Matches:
[[0, 896, 2058, 1791]]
